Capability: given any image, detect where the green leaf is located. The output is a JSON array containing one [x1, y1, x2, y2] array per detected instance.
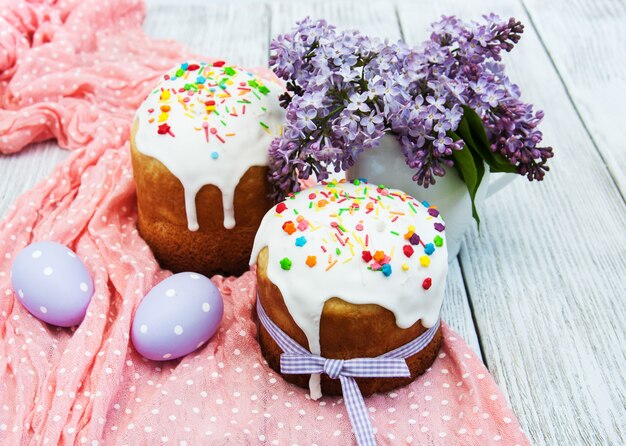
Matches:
[[448, 130, 482, 227], [461, 106, 516, 174]]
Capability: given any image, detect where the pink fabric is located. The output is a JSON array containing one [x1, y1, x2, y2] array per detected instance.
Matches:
[[0, 0, 530, 445]]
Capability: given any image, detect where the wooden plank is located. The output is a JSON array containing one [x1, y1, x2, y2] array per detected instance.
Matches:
[[523, 0, 626, 197], [144, 0, 271, 66], [397, 0, 626, 444], [0, 142, 68, 218], [270, 0, 483, 356], [442, 259, 482, 357], [271, 0, 400, 40]]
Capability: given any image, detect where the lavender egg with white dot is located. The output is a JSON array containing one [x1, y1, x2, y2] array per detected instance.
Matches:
[[131, 272, 224, 361], [11, 241, 94, 327]]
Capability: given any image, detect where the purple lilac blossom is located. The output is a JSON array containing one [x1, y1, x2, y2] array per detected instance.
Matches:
[[268, 15, 553, 200]]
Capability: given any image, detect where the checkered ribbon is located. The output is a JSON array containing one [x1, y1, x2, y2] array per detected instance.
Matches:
[[256, 296, 441, 446]]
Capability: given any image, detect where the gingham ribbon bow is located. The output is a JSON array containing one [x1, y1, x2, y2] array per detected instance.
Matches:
[[257, 297, 441, 446]]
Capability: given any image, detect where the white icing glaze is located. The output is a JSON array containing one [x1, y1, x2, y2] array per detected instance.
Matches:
[[134, 61, 284, 230], [251, 180, 448, 399]]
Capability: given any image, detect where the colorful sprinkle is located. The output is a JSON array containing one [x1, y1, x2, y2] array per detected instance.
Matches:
[[275, 203, 287, 214], [325, 260, 338, 271], [409, 233, 420, 246], [306, 256, 317, 268], [381, 263, 392, 277], [424, 243, 435, 255], [361, 251, 372, 263], [280, 258, 292, 270], [282, 221, 296, 235], [295, 236, 307, 247], [157, 123, 174, 137], [403, 245, 414, 258], [422, 278, 432, 290], [434, 235, 444, 247], [420, 256, 430, 267], [434, 222, 445, 232]]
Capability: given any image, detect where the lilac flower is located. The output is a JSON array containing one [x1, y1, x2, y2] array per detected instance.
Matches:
[[296, 108, 317, 131], [267, 15, 553, 201], [347, 92, 371, 113], [433, 135, 454, 154], [360, 112, 384, 135], [339, 110, 360, 135]]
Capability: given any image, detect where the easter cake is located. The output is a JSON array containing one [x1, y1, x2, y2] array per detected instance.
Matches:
[[251, 180, 448, 398], [131, 61, 284, 276]]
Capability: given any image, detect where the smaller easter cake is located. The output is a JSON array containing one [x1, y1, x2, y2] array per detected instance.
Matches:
[[251, 179, 448, 398], [131, 61, 284, 276]]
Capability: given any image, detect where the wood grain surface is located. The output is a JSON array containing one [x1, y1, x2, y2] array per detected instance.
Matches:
[[399, 0, 626, 444], [524, 0, 626, 198], [1, 0, 624, 444]]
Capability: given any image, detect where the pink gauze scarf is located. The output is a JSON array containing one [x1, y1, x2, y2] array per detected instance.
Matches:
[[0, 1, 531, 445]]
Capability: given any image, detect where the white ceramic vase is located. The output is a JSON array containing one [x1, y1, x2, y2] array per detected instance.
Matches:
[[346, 134, 515, 260]]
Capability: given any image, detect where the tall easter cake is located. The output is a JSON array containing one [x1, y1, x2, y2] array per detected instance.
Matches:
[[251, 180, 448, 398], [131, 61, 284, 276]]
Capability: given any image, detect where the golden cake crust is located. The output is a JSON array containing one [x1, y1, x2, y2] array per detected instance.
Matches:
[[130, 121, 273, 277], [256, 247, 442, 396]]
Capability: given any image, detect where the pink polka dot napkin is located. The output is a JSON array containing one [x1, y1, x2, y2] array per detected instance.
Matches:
[[0, 0, 530, 444]]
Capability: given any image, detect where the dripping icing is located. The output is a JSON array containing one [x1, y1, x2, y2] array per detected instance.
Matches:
[[134, 61, 284, 230]]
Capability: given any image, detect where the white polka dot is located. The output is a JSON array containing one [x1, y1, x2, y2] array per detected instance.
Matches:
[[202, 303, 211, 312], [80, 282, 88, 292], [31, 250, 42, 258], [43, 267, 53, 276], [140, 325, 148, 334], [162, 353, 172, 359], [174, 325, 184, 335], [165, 289, 176, 297], [189, 273, 200, 280], [18, 290, 24, 298], [67, 251, 76, 258], [40, 306, 48, 314]]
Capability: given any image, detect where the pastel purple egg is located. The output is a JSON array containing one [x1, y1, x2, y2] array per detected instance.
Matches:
[[11, 241, 94, 327], [131, 272, 224, 361]]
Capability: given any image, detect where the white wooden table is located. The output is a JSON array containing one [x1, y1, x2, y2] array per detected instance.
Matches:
[[1, 0, 624, 444]]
